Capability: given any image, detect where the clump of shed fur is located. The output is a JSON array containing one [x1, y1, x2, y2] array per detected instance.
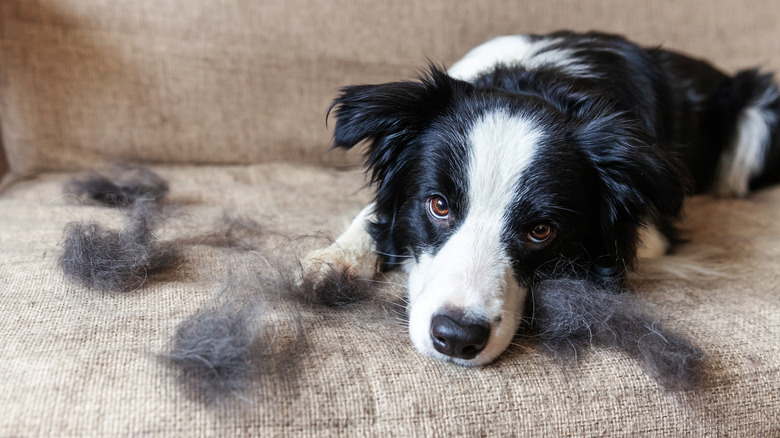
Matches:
[[60, 202, 178, 292], [169, 234, 379, 403], [65, 167, 169, 207], [293, 259, 375, 308], [59, 168, 383, 402], [169, 282, 266, 403], [530, 276, 705, 391]]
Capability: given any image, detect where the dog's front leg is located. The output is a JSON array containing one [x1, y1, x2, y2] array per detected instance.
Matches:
[[300, 202, 380, 282]]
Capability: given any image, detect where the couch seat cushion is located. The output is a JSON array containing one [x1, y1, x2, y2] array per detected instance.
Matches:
[[1, 163, 778, 436]]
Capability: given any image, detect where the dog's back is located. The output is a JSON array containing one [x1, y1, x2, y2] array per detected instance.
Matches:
[[450, 31, 780, 198]]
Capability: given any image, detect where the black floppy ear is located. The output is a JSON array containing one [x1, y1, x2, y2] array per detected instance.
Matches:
[[329, 67, 471, 270], [576, 109, 692, 280], [329, 67, 472, 187]]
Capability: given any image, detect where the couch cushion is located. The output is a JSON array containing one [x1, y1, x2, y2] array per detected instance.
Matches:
[[1, 163, 778, 436], [3, 1, 780, 175]]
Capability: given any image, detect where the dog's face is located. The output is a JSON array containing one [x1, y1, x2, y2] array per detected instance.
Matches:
[[402, 109, 575, 365], [330, 68, 687, 365]]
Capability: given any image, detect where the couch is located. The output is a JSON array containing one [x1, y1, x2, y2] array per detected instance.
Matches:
[[2, 1, 779, 435]]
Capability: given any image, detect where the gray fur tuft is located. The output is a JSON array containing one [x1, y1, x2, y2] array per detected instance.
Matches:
[[531, 277, 705, 391], [60, 202, 178, 292], [65, 167, 169, 207], [169, 285, 265, 403]]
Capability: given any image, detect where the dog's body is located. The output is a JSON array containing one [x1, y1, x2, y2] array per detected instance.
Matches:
[[305, 31, 780, 366]]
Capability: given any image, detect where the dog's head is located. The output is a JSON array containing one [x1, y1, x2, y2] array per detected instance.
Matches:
[[329, 67, 689, 366]]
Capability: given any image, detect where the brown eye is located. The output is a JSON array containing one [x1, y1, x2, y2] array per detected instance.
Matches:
[[427, 196, 450, 220], [528, 223, 554, 243]]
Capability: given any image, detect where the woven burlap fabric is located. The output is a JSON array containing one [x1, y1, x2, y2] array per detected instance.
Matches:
[[0, 163, 778, 436], [2, 0, 780, 175]]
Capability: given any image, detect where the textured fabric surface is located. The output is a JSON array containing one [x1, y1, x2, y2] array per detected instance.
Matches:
[[1, 164, 779, 436], [2, 0, 780, 174]]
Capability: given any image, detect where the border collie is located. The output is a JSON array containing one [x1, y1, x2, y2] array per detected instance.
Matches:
[[303, 31, 780, 366]]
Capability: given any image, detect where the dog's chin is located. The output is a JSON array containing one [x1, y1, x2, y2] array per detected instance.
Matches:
[[408, 310, 521, 367]]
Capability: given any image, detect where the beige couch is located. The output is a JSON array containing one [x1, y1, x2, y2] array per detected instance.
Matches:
[[2, 1, 779, 435]]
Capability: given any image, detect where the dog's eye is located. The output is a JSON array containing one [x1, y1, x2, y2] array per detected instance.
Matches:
[[528, 223, 554, 243], [427, 196, 450, 220]]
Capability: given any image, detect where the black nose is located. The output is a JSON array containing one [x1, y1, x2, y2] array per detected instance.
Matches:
[[430, 313, 491, 360]]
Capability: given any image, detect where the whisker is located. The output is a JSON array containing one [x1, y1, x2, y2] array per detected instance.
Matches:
[[391, 317, 410, 326], [507, 342, 532, 352], [373, 250, 415, 258], [373, 287, 409, 300], [376, 299, 408, 309], [365, 278, 407, 288]]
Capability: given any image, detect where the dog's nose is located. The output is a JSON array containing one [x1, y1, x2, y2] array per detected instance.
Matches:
[[430, 313, 491, 360]]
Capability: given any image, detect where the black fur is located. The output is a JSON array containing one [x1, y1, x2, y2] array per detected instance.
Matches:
[[326, 31, 780, 372], [331, 67, 686, 283], [329, 30, 780, 286]]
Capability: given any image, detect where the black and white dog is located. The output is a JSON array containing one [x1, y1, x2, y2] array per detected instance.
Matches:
[[304, 31, 780, 366]]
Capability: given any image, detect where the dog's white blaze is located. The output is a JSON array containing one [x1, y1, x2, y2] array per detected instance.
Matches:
[[448, 35, 593, 82], [407, 110, 542, 365], [716, 85, 779, 197]]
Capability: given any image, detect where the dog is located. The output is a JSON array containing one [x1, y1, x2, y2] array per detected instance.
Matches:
[[303, 31, 780, 366]]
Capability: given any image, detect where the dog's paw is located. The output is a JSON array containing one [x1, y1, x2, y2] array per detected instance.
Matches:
[[297, 244, 378, 287], [295, 244, 378, 307]]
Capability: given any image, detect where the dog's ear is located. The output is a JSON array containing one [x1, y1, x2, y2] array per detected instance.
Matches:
[[329, 66, 472, 186], [576, 109, 692, 280], [329, 67, 471, 270]]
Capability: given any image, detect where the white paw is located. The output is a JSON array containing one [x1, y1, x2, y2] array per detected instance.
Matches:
[[297, 243, 378, 287]]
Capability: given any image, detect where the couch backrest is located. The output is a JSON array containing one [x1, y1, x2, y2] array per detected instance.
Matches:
[[2, 0, 780, 175]]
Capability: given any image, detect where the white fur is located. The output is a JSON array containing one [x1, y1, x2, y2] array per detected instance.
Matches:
[[406, 109, 542, 365], [634, 245, 729, 282], [636, 224, 670, 260], [448, 35, 594, 82], [715, 85, 779, 197], [300, 203, 379, 282]]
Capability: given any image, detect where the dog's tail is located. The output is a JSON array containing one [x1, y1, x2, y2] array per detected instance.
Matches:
[[710, 69, 780, 197]]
